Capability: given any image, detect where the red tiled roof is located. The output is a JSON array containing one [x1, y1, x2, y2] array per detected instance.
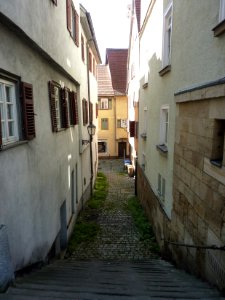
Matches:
[[97, 65, 114, 96], [106, 48, 128, 95]]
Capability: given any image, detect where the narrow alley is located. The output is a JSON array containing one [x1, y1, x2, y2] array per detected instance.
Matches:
[[0, 160, 223, 300]]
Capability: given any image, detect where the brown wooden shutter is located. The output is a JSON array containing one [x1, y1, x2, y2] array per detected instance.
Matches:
[[48, 81, 57, 132], [70, 91, 79, 125], [129, 120, 135, 138], [75, 10, 79, 47], [74, 92, 79, 125], [21, 82, 36, 140], [90, 102, 93, 123], [66, 0, 72, 33], [96, 103, 98, 118], [82, 99, 85, 125], [61, 88, 69, 128], [86, 100, 89, 124]]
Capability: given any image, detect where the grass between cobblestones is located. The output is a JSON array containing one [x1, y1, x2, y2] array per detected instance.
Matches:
[[66, 172, 108, 256], [125, 196, 160, 255]]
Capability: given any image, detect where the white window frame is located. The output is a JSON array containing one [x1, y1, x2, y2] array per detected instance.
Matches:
[[219, 0, 225, 22], [157, 173, 166, 201], [159, 105, 169, 146], [54, 85, 62, 130], [162, 2, 173, 67], [0, 79, 19, 145], [100, 98, 109, 110]]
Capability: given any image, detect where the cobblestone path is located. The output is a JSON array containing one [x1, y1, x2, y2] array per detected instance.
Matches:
[[70, 159, 157, 261]]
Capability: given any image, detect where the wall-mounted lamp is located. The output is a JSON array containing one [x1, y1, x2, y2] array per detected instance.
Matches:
[[82, 123, 96, 145]]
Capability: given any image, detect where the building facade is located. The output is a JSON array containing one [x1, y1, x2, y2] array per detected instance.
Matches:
[[0, 0, 101, 285], [136, 0, 225, 289], [97, 49, 128, 158]]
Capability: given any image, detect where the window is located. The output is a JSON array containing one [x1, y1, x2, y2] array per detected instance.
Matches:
[[129, 120, 135, 138], [81, 35, 85, 62], [98, 141, 107, 153], [66, 0, 79, 46], [82, 99, 88, 125], [219, 0, 225, 22], [101, 118, 108, 130], [158, 174, 166, 201], [96, 103, 98, 118], [162, 3, 172, 68], [0, 75, 35, 147], [210, 119, 225, 167], [117, 119, 127, 128], [98, 98, 112, 110], [160, 106, 169, 145], [49, 81, 78, 131]]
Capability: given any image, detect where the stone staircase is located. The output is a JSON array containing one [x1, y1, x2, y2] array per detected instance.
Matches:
[[0, 259, 224, 299]]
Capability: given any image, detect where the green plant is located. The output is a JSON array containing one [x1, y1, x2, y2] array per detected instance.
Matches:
[[125, 196, 160, 254]]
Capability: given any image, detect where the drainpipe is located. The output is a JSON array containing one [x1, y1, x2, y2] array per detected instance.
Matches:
[[86, 39, 94, 196]]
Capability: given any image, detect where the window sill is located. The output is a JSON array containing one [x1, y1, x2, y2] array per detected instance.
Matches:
[[159, 65, 171, 77], [0, 140, 28, 151], [156, 144, 168, 155], [203, 157, 225, 185], [212, 19, 225, 37], [210, 159, 222, 168], [143, 82, 148, 89]]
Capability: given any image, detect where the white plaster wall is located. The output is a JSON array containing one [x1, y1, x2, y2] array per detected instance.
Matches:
[[0, 24, 83, 270], [0, 0, 83, 83], [139, 0, 225, 218]]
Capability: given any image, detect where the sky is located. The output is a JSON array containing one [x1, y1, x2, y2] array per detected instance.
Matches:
[[79, 0, 131, 63]]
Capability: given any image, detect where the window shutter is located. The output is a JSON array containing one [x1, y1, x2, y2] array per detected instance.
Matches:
[[82, 99, 85, 125], [21, 82, 36, 140], [96, 103, 98, 118], [61, 88, 69, 128], [90, 102, 93, 123], [129, 121, 135, 138], [48, 81, 57, 132], [70, 91, 79, 125], [75, 10, 79, 47], [66, 0, 72, 33], [86, 100, 89, 124]]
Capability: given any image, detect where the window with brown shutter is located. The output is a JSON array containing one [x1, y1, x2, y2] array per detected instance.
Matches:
[[67, 0, 79, 47], [61, 88, 69, 128], [129, 120, 135, 138], [48, 81, 58, 132], [21, 82, 36, 140], [69, 91, 79, 125], [82, 99, 88, 125], [89, 102, 93, 123], [96, 103, 98, 118], [81, 35, 85, 62]]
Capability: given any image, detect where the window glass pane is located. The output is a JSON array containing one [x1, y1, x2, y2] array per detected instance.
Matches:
[[5, 86, 12, 102], [8, 121, 14, 137], [0, 84, 3, 100], [7, 104, 13, 119]]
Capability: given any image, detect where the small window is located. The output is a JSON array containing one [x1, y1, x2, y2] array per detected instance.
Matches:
[[66, 0, 79, 46], [98, 98, 112, 110], [0, 75, 35, 147], [81, 35, 85, 62], [51, 0, 57, 5], [82, 99, 88, 125], [210, 119, 225, 167], [101, 118, 108, 130], [129, 120, 135, 138], [162, 3, 173, 68], [158, 173, 166, 201], [159, 105, 169, 146], [98, 141, 107, 153], [117, 119, 127, 128]]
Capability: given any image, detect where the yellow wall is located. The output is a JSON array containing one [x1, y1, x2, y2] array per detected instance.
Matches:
[[98, 95, 128, 157]]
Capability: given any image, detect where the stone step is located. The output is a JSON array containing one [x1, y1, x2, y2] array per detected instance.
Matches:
[[0, 260, 223, 300]]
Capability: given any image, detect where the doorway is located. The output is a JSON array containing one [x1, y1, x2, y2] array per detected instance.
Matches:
[[118, 142, 127, 158]]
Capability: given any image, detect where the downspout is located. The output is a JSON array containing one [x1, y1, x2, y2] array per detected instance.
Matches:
[[86, 39, 94, 196]]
